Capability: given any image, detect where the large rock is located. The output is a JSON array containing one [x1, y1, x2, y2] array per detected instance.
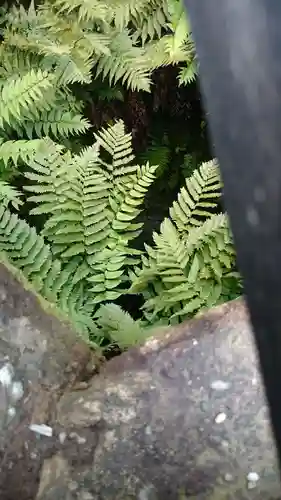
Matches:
[[0, 259, 279, 499], [0, 260, 100, 500]]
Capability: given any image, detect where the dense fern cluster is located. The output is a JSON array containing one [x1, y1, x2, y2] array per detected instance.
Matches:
[[129, 160, 242, 325], [0, 0, 241, 349], [0, 121, 158, 341]]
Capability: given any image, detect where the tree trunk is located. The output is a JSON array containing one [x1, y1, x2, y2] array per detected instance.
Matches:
[[0, 260, 279, 499]]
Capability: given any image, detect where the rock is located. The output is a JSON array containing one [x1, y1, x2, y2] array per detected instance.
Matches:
[[0, 261, 101, 500], [38, 303, 280, 499], [0, 259, 279, 499]]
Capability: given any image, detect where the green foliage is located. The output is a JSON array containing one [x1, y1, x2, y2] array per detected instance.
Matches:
[[94, 302, 150, 349], [0, 0, 196, 99], [0, 1, 240, 351], [0, 121, 161, 346], [129, 160, 241, 325]]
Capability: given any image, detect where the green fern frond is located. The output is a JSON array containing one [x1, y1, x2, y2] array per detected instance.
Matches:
[[0, 204, 95, 333], [95, 119, 136, 177], [94, 302, 149, 348], [24, 142, 112, 259], [19, 110, 91, 139], [129, 158, 239, 324], [54, 0, 110, 22], [132, 0, 169, 44], [112, 162, 158, 237], [95, 31, 151, 92], [0, 181, 22, 210], [23, 144, 70, 218], [0, 204, 61, 302], [0, 69, 55, 129], [178, 57, 198, 85], [169, 159, 222, 232], [0, 46, 43, 84], [0, 138, 48, 166]]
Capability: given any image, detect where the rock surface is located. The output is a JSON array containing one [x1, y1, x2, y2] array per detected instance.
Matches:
[[0, 260, 280, 499], [0, 261, 100, 500]]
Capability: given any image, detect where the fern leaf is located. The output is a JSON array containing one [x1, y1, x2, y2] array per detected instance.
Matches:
[[20, 110, 91, 139], [178, 58, 198, 85], [0, 181, 22, 210], [169, 159, 222, 232], [95, 31, 151, 92], [111, 162, 158, 239], [54, 0, 110, 22], [0, 138, 47, 166], [95, 303, 149, 348], [0, 205, 59, 301], [0, 69, 54, 128]]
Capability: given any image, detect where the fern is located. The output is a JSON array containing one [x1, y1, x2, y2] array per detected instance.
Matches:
[[0, 138, 50, 167], [0, 69, 54, 129], [94, 303, 149, 348], [169, 159, 222, 232], [0, 181, 22, 210], [0, 204, 96, 333], [23, 120, 157, 305], [130, 159, 241, 324]]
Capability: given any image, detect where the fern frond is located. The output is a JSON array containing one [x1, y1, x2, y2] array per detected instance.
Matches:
[[87, 247, 127, 304], [178, 58, 198, 85], [94, 303, 149, 348], [24, 142, 112, 259], [0, 138, 48, 166], [0, 69, 55, 129], [131, 0, 169, 44], [0, 203, 95, 332], [95, 31, 151, 92], [0, 181, 22, 210], [54, 0, 110, 22], [0, 204, 61, 302], [0, 46, 44, 84], [19, 110, 91, 139], [169, 159, 222, 232], [94, 119, 136, 180], [23, 144, 70, 218], [129, 158, 238, 324], [112, 162, 158, 238]]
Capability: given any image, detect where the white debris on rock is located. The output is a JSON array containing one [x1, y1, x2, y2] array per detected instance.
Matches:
[[210, 380, 230, 391], [247, 472, 259, 482], [7, 407, 16, 418], [29, 423, 53, 437], [215, 412, 227, 424], [0, 363, 14, 387], [59, 431, 67, 444], [10, 381, 24, 402]]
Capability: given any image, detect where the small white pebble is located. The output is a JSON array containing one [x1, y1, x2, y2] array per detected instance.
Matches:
[[224, 473, 234, 482], [247, 472, 259, 482], [192, 339, 198, 346], [0, 363, 14, 387], [29, 424, 53, 437], [69, 432, 86, 444], [221, 440, 229, 448], [215, 412, 227, 424], [7, 407, 16, 418], [210, 380, 230, 391], [10, 381, 24, 402], [145, 425, 152, 436], [59, 431, 67, 444]]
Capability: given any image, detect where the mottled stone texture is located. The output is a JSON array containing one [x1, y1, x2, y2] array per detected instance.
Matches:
[[0, 261, 280, 499], [0, 261, 100, 500]]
